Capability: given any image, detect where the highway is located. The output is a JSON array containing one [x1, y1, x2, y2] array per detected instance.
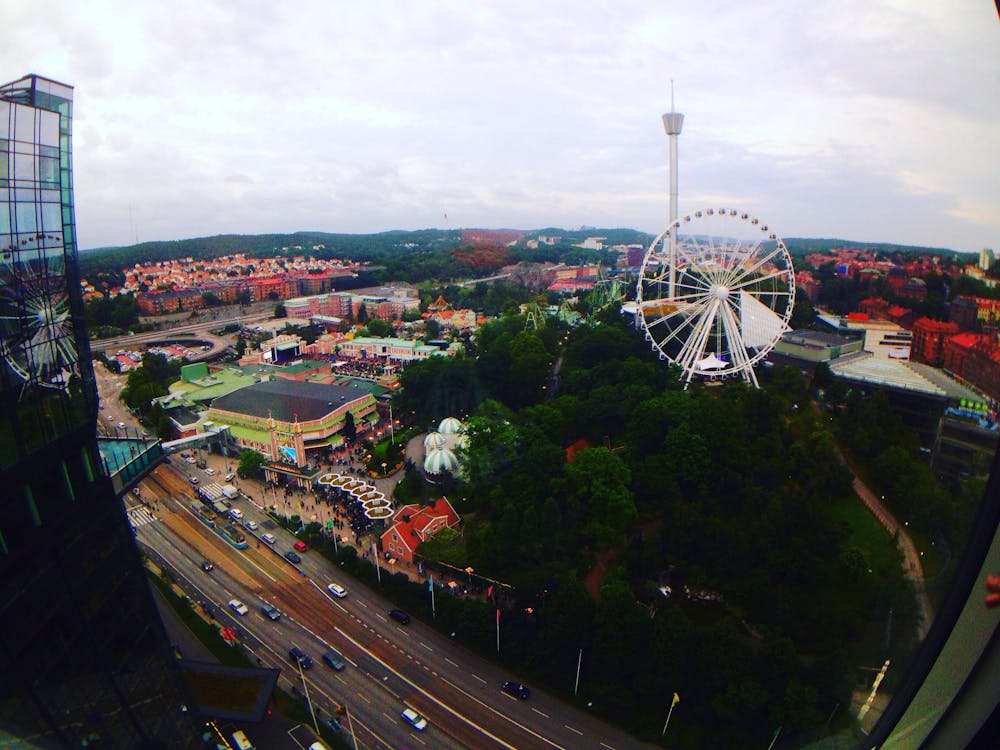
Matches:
[[132, 463, 656, 750]]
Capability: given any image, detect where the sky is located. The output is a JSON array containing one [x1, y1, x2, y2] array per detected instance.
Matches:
[[4, 0, 998, 252]]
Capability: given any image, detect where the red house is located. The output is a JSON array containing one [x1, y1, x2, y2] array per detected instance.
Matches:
[[380, 497, 461, 563]]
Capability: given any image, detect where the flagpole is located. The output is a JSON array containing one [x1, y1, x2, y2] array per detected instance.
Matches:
[[496, 608, 500, 653], [371, 539, 381, 584], [662, 693, 680, 736]]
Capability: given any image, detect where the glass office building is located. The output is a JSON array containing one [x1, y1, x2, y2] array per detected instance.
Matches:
[[0, 74, 200, 748]]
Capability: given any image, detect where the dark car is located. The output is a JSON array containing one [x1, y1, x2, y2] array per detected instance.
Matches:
[[289, 646, 313, 670], [389, 608, 411, 625], [260, 602, 281, 621], [284, 550, 301, 564], [199, 559, 214, 572], [502, 680, 530, 699], [321, 649, 346, 671]]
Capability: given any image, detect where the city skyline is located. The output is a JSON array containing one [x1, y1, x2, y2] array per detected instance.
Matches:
[[3, 1, 998, 253]]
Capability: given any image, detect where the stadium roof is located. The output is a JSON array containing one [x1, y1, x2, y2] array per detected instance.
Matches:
[[211, 379, 372, 422]]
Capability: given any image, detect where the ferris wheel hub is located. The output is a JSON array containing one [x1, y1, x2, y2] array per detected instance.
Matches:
[[709, 284, 730, 300]]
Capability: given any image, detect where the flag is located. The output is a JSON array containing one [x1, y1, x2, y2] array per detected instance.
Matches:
[[496, 608, 501, 625], [487, 585, 494, 601], [428, 576, 434, 592], [672, 692, 680, 707]]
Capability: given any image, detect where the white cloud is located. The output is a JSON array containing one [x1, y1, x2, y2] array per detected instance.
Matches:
[[3, 0, 997, 252]]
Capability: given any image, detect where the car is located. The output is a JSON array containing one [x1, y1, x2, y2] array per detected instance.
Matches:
[[261, 533, 276, 545], [284, 550, 301, 564], [389, 608, 411, 625], [243, 519, 258, 531], [288, 646, 313, 669], [189, 477, 199, 484], [228, 599, 249, 616], [185, 456, 197, 464], [400, 707, 427, 731], [106, 414, 114, 421], [180, 452, 190, 458], [116, 422, 125, 429], [204, 468, 216, 476], [229, 508, 243, 521], [293, 540, 307, 552], [224, 472, 235, 482], [197, 460, 207, 469], [260, 602, 281, 621], [321, 649, 346, 671], [327, 583, 347, 599], [199, 559, 214, 572], [501, 680, 530, 700]]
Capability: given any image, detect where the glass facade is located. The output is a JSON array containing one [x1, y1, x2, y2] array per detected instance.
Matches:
[[0, 75, 200, 748]]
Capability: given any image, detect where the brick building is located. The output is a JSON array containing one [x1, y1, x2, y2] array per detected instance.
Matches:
[[911, 317, 961, 366], [380, 498, 461, 564]]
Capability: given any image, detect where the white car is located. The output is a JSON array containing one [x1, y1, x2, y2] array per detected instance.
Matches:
[[228, 599, 248, 616], [401, 708, 427, 731], [204, 468, 216, 476], [327, 583, 348, 599], [185, 456, 197, 464], [243, 519, 258, 531], [224, 472, 235, 482], [261, 533, 276, 545], [229, 508, 243, 521]]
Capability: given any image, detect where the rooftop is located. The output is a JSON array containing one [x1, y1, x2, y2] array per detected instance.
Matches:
[[211, 378, 372, 422]]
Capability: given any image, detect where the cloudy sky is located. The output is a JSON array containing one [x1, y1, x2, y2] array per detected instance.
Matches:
[[4, 1, 998, 252]]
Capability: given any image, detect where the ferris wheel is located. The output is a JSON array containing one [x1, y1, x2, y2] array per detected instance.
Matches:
[[636, 208, 795, 387]]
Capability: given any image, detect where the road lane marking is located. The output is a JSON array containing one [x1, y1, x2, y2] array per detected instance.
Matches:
[[357, 599, 368, 607], [445, 657, 458, 667], [336, 626, 524, 750], [359, 693, 371, 704], [409, 734, 427, 746], [564, 724, 583, 736], [419, 641, 433, 652], [600, 743, 616, 750], [471, 674, 486, 684], [532, 707, 549, 718]]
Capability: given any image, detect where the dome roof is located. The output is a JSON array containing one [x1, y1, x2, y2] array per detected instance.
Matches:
[[423, 431, 446, 450], [438, 417, 463, 434], [424, 447, 459, 474]]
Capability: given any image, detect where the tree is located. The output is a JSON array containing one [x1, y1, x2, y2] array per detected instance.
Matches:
[[425, 318, 441, 340], [367, 318, 391, 337], [342, 411, 357, 442], [274, 303, 287, 318], [235, 334, 248, 356], [238, 449, 266, 479]]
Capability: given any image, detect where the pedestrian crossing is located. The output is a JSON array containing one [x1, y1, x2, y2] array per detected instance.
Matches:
[[127, 506, 157, 528]]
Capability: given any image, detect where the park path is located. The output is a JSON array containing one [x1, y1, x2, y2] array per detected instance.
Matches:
[[849, 473, 935, 640]]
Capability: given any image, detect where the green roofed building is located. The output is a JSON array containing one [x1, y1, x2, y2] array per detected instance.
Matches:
[[207, 379, 376, 469]]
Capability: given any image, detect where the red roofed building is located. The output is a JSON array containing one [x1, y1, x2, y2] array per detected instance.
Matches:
[[858, 297, 890, 319], [380, 497, 461, 563], [911, 317, 960, 365], [885, 305, 917, 329], [943, 332, 988, 376]]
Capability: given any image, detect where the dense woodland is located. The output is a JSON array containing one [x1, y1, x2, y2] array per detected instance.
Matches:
[[389, 310, 936, 748]]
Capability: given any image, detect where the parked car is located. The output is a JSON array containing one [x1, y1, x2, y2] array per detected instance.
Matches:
[[260, 602, 281, 621], [199, 559, 214, 572], [400, 707, 427, 731], [389, 608, 411, 625], [321, 649, 346, 671], [284, 550, 301, 564], [501, 680, 531, 700], [327, 583, 347, 599], [288, 646, 313, 669], [228, 599, 248, 616], [261, 533, 276, 545]]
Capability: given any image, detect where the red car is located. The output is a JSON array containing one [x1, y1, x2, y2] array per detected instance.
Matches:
[[293, 540, 307, 552]]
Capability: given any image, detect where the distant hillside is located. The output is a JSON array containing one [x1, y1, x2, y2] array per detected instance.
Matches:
[[78, 228, 969, 286]]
